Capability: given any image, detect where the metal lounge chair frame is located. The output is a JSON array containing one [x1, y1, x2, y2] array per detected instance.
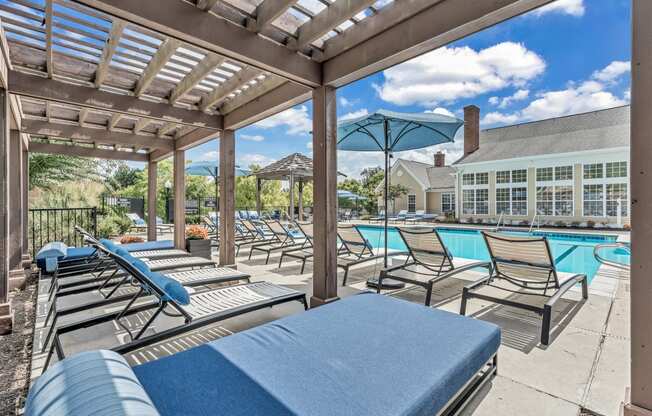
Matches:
[[248, 220, 305, 264], [278, 222, 314, 273], [379, 228, 492, 306], [234, 219, 276, 255], [43, 249, 307, 370], [460, 231, 588, 345]]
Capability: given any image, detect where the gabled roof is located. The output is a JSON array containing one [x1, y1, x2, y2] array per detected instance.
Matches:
[[256, 153, 313, 180], [379, 158, 455, 192], [455, 105, 630, 166]]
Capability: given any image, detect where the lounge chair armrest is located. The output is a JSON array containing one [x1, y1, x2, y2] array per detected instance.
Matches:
[[545, 273, 587, 307], [432, 261, 492, 283]]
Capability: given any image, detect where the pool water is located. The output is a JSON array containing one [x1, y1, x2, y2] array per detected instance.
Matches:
[[357, 225, 631, 283]]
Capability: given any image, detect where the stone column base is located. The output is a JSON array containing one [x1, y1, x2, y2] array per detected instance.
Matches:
[[309, 295, 340, 308], [622, 388, 652, 416], [0, 302, 13, 335], [21, 254, 32, 268], [8, 268, 26, 291]]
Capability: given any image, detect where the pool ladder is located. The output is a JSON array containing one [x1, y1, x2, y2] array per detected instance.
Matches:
[[494, 213, 504, 232], [528, 214, 540, 233], [593, 242, 630, 271]]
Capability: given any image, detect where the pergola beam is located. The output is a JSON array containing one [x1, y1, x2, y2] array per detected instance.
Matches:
[[134, 38, 180, 97], [288, 0, 376, 51], [219, 76, 286, 114], [94, 19, 127, 88], [224, 81, 311, 130], [168, 54, 225, 104], [45, 0, 53, 78], [149, 127, 217, 162], [9, 70, 223, 129], [247, 0, 296, 33], [70, 0, 321, 87], [196, 0, 219, 11], [29, 141, 148, 161], [21, 119, 175, 150], [323, 0, 555, 86], [200, 67, 261, 112]]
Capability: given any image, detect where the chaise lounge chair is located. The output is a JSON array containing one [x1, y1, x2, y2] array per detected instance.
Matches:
[[248, 220, 305, 264], [369, 210, 385, 223], [43, 247, 306, 370], [460, 231, 588, 345], [388, 209, 408, 223], [28, 294, 500, 416], [378, 228, 492, 306], [278, 222, 314, 273], [404, 210, 425, 224]]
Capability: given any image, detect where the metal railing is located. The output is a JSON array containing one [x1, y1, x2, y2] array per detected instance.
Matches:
[[593, 242, 631, 271], [29, 207, 97, 260], [528, 213, 540, 233], [494, 213, 504, 231]]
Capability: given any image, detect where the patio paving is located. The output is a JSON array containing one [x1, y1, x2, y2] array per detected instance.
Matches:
[[29, 231, 630, 416]]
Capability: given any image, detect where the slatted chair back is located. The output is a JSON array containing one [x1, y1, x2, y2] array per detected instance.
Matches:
[[398, 228, 453, 270], [294, 222, 314, 247], [482, 231, 559, 288], [337, 225, 372, 257]]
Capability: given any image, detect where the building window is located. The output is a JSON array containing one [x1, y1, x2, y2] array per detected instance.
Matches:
[[496, 171, 510, 184], [555, 186, 574, 216], [462, 174, 475, 186], [606, 161, 627, 178], [511, 169, 527, 183], [476, 172, 489, 185], [584, 184, 604, 216], [512, 187, 527, 215], [441, 192, 455, 213], [407, 194, 416, 213], [555, 166, 573, 181], [476, 189, 489, 214], [606, 184, 627, 216], [536, 167, 553, 182], [536, 186, 554, 215], [584, 163, 604, 179], [463, 190, 475, 215], [496, 188, 510, 214]]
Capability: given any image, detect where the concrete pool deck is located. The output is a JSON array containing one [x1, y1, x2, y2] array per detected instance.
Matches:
[[29, 229, 630, 416]]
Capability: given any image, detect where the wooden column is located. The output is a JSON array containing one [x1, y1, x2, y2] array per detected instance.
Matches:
[[147, 160, 158, 241], [21, 144, 30, 265], [298, 180, 304, 221], [288, 171, 294, 220], [219, 130, 236, 265], [311, 85, 338, 307], [0, 87, 12, 334], [626, 1, 652, 414], [173, 150, 186, 249], [7, 130, 25, 290], [255, 178, 262, 214]]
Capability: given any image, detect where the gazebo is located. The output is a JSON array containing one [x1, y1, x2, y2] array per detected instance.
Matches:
[[254, 153, 313, 220]]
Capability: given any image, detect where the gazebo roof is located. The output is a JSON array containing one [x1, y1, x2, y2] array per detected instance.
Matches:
[[255, 152, 313, 180]]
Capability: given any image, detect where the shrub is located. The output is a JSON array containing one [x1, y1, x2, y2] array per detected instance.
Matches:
[[555, 221, 566, 228], [624, 223, 631, 230], [186, 224, 208, 240], [120, 235, 145, 244], [186, 214, 202, 224], [97, 213, 132, 238], [571, 221, 580, 228], [586, 220, 596, 228], [519, 220, 529, 226]]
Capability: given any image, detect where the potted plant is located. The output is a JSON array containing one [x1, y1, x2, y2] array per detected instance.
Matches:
[[185, 225, 211, 259], [120, 235, 145, 244]]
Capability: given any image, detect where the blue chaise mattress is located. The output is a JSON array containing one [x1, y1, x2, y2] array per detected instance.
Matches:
[[133, 293, 500, 416], [121, 240, 174, 252]]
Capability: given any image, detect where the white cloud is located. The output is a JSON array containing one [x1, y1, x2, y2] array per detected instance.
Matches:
[[306, 141, 313, 150], [374, 42, 545, 107], [338, 96, 359, 107], [624, 89, 631, 101], [239, 134, 265, 142], [254, 105, 311, 135], [339, 109, 369, 122], [488, 96, 499, 105], [195, 150, 219, 161], [482, 112, 522, 125], [533, 0, 585, 17], [497, 89, 529, 108], [425, 107, 455, 117], [592, 60, 630, 83], [238, 153, 274, 168]]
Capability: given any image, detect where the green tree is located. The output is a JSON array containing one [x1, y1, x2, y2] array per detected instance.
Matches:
[[29, 153, 101, 191], [387, 184, 409, 213]]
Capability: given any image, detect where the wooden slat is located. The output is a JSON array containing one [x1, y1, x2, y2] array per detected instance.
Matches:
[[219, 76, 286, 114], [199, 67, 261, 111], [247, 0, 297, 33], [196, 0, 220, 11], [134, 38, 180, 97], [94, 20, 127, 88], [29, 141, 149, 161], [168, 54, 225, 104]]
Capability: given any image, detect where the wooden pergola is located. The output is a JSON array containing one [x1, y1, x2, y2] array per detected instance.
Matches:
[[0, 1, 649, 413]]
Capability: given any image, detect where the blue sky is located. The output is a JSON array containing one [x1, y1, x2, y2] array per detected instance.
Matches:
[[180, 0, 631, 177]]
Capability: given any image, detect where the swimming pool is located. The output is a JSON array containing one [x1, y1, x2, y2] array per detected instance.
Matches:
[[356, 225, 631, 283]]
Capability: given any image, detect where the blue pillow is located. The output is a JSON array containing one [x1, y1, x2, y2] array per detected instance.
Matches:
[[100, 238, 118, 252], [135, 218, 146, 226], [114, 247, 138, 264], [145, 271, 190, 305], [131, 258, 150, 274]]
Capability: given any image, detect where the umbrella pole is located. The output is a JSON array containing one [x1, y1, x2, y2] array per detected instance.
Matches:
[[383, 119, 389, 269]]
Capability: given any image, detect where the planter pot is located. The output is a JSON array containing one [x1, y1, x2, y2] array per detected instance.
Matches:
[[185, 238, 211, 259]]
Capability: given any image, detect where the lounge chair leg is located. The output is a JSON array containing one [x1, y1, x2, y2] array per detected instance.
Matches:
[[278, 254, 284, 269], [248, 248, 254, 260], [265, 252, 271, 264], [377, 271, 384, 294], [460, 288, 469, 315], [342, 267, 349, 287], [300, 260, 306, 274], [41, 313, 59, 353], [425, 284, 433, 306], [581, 275, 589, 299], [541, 304, 552, 345]]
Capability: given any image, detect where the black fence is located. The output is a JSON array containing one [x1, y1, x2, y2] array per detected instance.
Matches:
[[102, 196, 145, 219], [29, 207, 97, 260]]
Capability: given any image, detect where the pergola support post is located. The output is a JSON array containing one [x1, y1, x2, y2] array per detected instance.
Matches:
[[288, 171, 294, 220], [298, 180, 304, 221], [256, 178, 262, 214], [310, 85, 339, 307], [625, 1, 652, 414], [173, 150, 186, 249], [147, 160, 158, 241], [219, 130, 236, 265], [21, 141, 30, 266], [0, 87, 12, 334], [7, 130, 26, 291]]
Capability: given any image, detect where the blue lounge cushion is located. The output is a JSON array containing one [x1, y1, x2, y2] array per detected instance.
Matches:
[[100, 238, 118, 252], [134, 218, 146, 226], [25, 350, 160, 416], [63, 246, 97, 260], [35, 244, 97, 272], [122, 240, 174, 252], [133, 293, 500, 416]]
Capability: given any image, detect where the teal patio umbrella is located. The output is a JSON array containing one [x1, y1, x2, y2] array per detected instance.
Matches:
[[185, 161, 250, 211], [337, 110, 463, 275]]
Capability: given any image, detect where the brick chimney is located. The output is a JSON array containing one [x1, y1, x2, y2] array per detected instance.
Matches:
[[463, 105, 480, 156], [434, 151, 445, 167]]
